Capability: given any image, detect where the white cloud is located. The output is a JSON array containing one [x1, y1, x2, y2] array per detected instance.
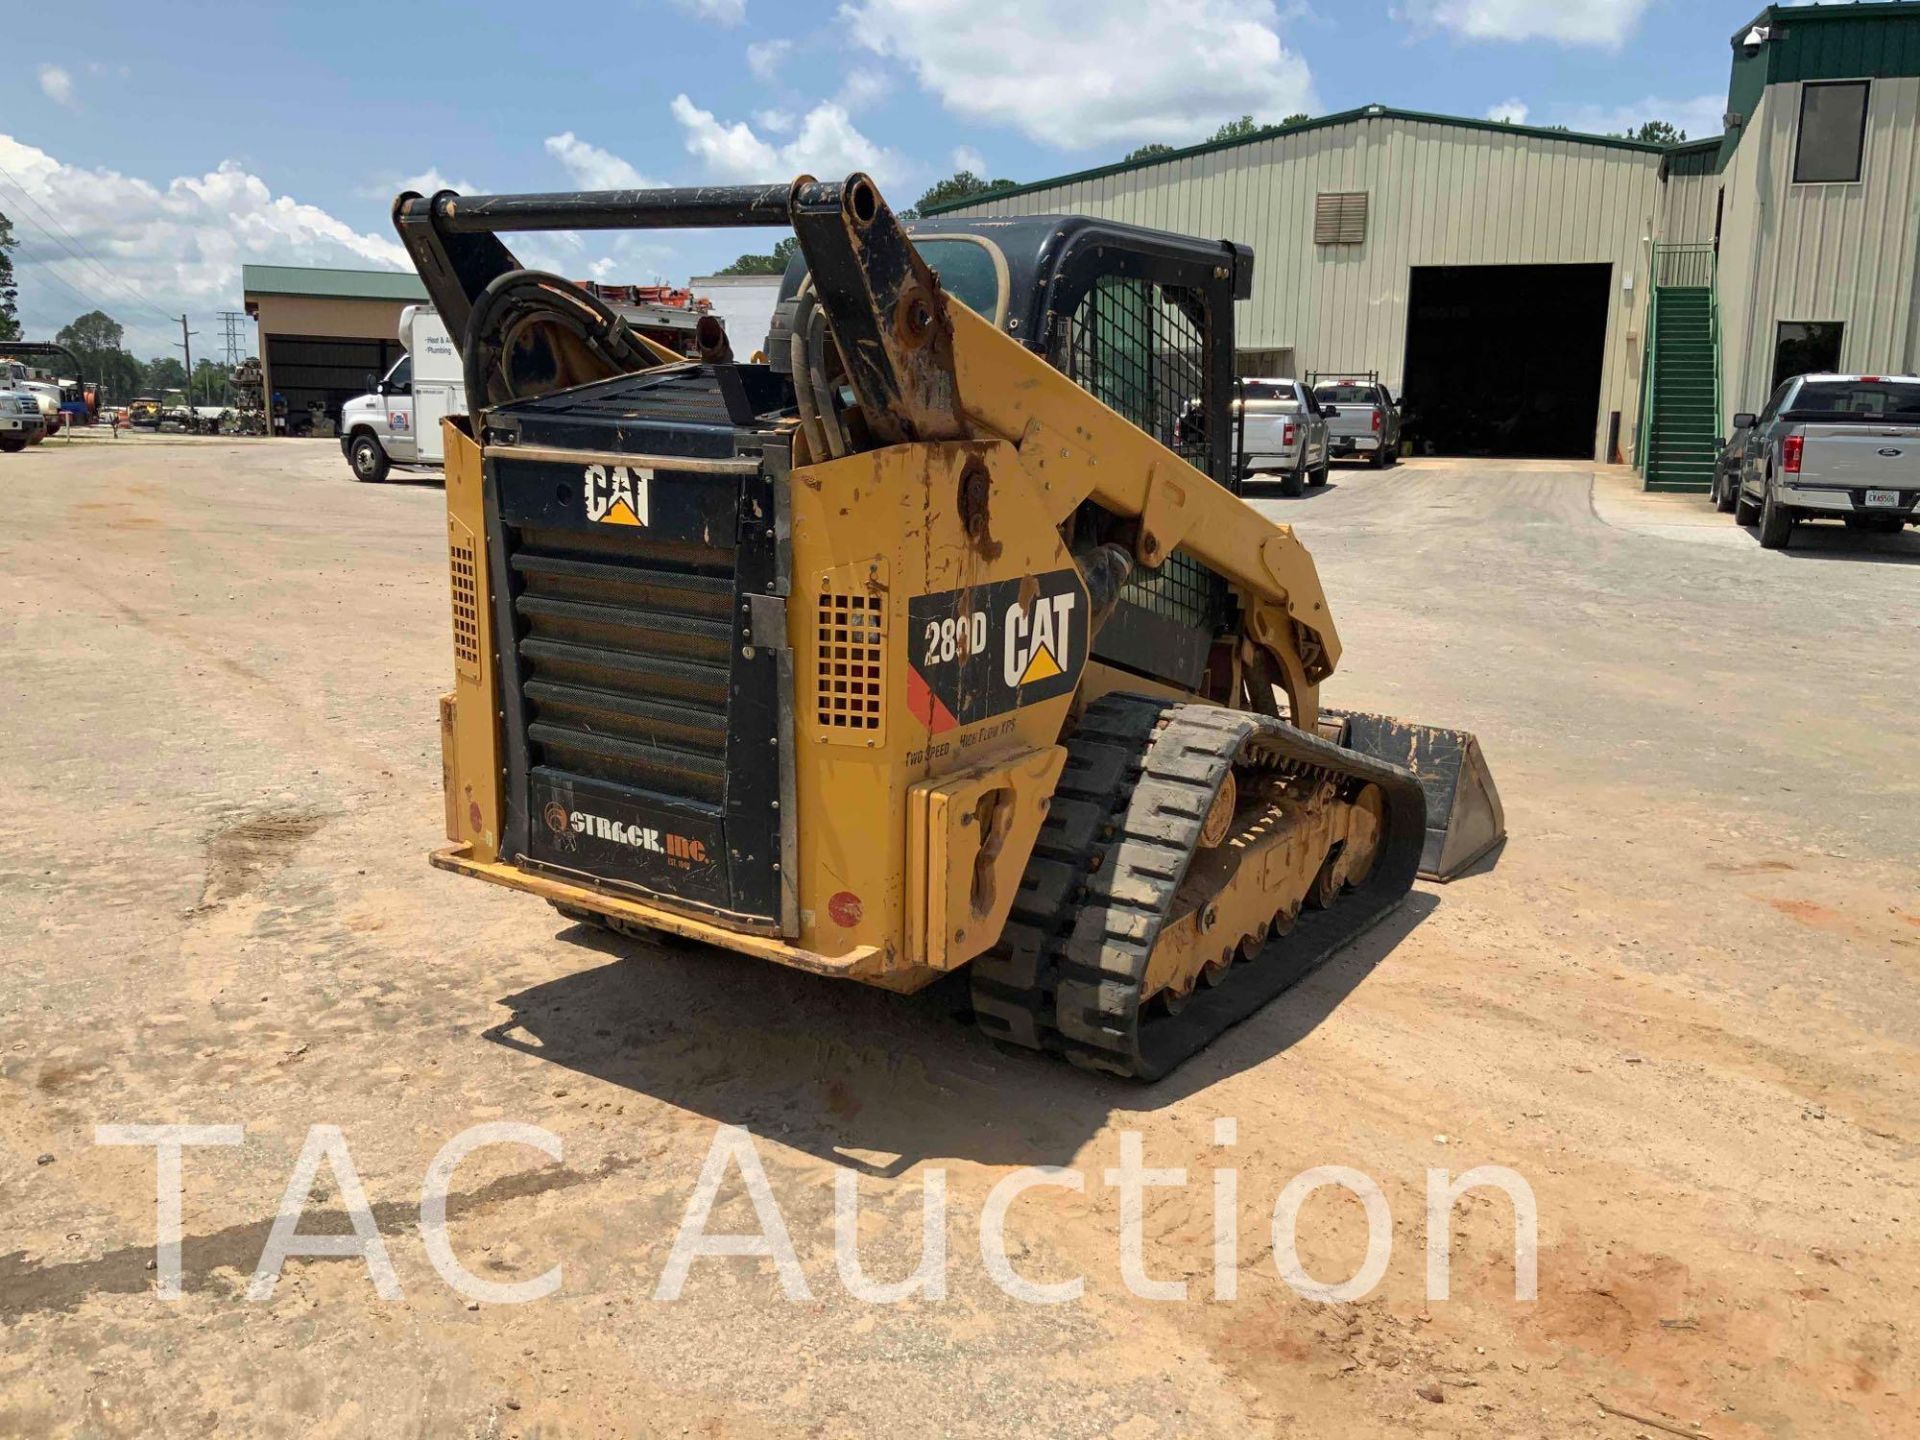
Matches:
[[543, 132, 660, 190], [669, 95, 906, 185], [1486, 98, 1529, 124], [38, 65, 76, 109], [746, 38, 791, 79], [0, 132, 408, 354], [1556, 93, 1727, 142], [951, 145, 988, 175], [754, 108, 796, 134], [357, 167, 476, 201], [675, 0, 745, 23], [837, 68, 890, 111], [840, 0, 1314, 149], [1399, 0, 1652, 49]]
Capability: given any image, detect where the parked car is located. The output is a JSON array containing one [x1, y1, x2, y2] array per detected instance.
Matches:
[[1234, 378, 1331, 496], [1729, 373, 1920, 548], [128, 396, 162, 429], [1310, 373, 1401, 467]]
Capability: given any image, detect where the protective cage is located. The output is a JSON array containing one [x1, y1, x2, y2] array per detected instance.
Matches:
[[1050, 271, 1238, 690]]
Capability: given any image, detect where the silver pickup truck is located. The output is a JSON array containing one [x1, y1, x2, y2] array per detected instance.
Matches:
[[1233, 378, 1331, 496], [1310, 372, 1400, 468], [1730, 373, 1920, 549]]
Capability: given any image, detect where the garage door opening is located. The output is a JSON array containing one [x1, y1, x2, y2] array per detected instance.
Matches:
[[265, 333, 405, 437], [1402, 263, 1610, 459]]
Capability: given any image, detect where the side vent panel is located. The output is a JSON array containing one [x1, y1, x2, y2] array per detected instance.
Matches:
[[813, 561, 888, 746], [449, 518, 482, 673]]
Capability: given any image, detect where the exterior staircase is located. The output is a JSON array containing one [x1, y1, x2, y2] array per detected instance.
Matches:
[[1638, 244, 1721, 493]]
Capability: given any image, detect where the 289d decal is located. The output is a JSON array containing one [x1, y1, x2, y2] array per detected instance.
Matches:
[[906, 569, 1089, 734]]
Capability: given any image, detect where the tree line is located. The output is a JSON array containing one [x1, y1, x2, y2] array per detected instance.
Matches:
[[20, 306, 229, 405]]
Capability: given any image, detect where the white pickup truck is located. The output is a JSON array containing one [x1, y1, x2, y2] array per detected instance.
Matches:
[[1232, 378, 1332, 496], [1730, 373, 1920, 548], [339, 305, 465, 481]]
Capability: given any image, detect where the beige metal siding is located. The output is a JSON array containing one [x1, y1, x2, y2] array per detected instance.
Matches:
[[1659, 168, 1721, 246], [952, 115, 1661, 461], [1721, 75, 1920, 417]]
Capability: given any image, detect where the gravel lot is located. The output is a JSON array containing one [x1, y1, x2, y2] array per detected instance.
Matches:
[[1, 435, 1914, 1438]]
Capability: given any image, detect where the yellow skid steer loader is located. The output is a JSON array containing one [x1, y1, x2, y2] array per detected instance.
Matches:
[[395, 173, 1502, 1079]]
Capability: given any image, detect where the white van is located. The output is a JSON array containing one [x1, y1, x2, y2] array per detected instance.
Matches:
[[339, 305, 465, 481]]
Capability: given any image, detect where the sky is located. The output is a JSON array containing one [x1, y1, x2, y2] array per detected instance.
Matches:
[[0, 0, 1774, 358]]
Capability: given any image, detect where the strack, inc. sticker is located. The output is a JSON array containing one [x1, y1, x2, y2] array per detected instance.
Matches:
[[905, 569, 1089, 734]]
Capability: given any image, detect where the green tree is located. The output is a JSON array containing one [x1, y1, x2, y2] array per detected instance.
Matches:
[[56, 310, 144, 403], [715, 236, 799, 276], [0, 212, 19, 342], [902, 170, 1017, 218], [58, 309, 124, 355], [143, 355, 187, 393], [190, 358, 229, 406], [1209, 114, 1262, 143], [1123, 142, 1176, 163], [1280, 112, 1311, 127], [1626, 119, 1686, 145]]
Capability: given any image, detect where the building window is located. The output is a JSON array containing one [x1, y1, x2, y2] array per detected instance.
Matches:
[[1793, 80, 1868, 183], [1771, 321, 1844, 391], [1314, 192, 1369, 245]]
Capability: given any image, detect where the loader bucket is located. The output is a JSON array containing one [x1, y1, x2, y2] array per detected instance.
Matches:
[[1329, 712, 1505, 882]]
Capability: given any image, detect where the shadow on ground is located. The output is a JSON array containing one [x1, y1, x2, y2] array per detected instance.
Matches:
[[483, 893, 1438, 1177], [1774, 525, 1920, 565]]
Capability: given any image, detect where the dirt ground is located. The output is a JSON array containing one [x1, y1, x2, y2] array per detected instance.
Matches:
[[1, 434, 1915, 1439]]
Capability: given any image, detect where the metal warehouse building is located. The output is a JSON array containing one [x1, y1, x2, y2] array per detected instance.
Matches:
[[930, 2, 1920, 489], [242, 264, 428, 434]]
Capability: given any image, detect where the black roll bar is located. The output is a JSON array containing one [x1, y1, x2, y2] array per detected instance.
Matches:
[[425, 183, 797, 235]]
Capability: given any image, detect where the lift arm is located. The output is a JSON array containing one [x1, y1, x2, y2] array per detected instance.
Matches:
[[392, 170, 1341, 720]]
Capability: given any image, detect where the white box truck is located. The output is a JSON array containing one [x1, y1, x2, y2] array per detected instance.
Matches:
[[339, 305, 465, 481]]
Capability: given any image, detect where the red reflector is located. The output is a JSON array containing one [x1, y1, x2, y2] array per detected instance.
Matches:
[[1371, 409, 1382, 431], [1862, 376, 1882, 383], [1783, 435, 1803, 473], [1284, 422, 1297, 444]]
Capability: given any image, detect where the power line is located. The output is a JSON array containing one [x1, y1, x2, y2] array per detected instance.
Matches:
[[0, 162, 184, 330]]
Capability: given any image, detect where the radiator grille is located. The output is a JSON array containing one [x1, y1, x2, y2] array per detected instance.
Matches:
[[511, 525, 734, 807], [449, 529, 481, 667], [816, 588, 885, 733]]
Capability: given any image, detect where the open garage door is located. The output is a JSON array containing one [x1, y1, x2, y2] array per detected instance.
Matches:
[[264, 333, 403, 436], [1402, 264, 1610, 459]]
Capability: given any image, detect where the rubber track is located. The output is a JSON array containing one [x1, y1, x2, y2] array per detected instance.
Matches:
[[970, 694, 1427, 1081]]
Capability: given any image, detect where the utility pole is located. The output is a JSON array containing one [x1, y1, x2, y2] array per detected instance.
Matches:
[[174, 314, 199, 418]]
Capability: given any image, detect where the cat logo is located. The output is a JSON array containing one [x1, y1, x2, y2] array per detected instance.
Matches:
[[1003, 592, 1076, 688], [583, 463, 651, 526]]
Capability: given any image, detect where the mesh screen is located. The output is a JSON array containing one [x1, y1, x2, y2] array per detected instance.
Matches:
[[450, 534, 481, 668], [1054, 277, 1231, 637], [816, 590, 885, 733], [1057, 276, 1211, 471]]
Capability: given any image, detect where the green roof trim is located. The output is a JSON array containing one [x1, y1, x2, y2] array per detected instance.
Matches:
[[920, 104, 1673, 216], [1664, 136, 1727, 178], [240, 264, 427, 302]]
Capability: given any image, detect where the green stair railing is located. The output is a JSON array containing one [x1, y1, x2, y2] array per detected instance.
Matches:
[[1640, 241, 1720, 491], [1636, 242, 1661, 477]]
